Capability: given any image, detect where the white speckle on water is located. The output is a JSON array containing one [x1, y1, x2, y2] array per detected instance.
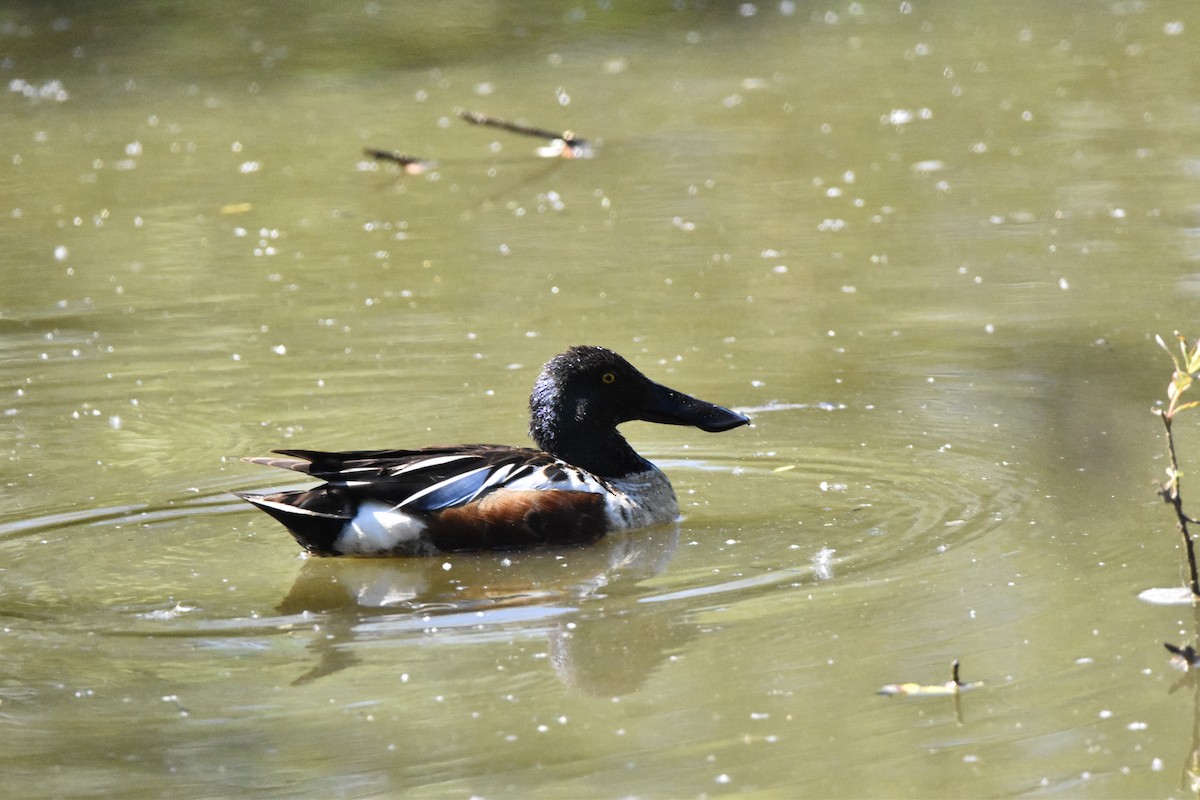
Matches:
[[272, 344, 287, 355], [9, 78, 69, 103], [54, 245, 68, 262], [139, 603, 195, 621], [239, 161, 261, 173], [1164, 21, 1184, 36], [813, 547, 837, 579]]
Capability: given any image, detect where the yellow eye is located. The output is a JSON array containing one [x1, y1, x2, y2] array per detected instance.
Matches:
[[601, 372, 616, 384]]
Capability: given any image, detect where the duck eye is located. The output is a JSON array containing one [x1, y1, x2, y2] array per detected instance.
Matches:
[[601, 372, 616, 384]]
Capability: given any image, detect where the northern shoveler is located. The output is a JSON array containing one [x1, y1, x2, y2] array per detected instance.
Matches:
[[235, 345, 749, 556]]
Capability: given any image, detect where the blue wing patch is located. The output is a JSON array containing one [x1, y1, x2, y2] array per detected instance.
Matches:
[[399, 465, 494, 511]]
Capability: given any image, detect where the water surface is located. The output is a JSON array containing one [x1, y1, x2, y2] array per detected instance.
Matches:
[[4, 2, 1200, 797]]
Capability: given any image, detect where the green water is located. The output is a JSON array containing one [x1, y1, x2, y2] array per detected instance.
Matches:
[[4, 2, 1200, 797]]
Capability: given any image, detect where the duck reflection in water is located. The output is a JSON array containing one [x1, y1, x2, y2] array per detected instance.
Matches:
[[277, 524, 695, 695]]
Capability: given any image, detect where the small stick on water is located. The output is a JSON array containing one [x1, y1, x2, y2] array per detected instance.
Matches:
[[1166, 641, 1200, 670], [876, 658, 982, 696], [455, 108, 584, 146], [363, 147, 431, 175], [455, 108, 591, 159]]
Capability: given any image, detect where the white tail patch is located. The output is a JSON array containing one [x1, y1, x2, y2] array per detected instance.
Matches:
[[338, 500, 429, 555]]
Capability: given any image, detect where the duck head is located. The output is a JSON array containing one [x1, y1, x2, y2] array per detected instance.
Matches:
[[529, 345, 749, 476]]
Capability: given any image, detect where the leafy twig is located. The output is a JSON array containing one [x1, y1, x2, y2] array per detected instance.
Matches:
[[1155, 333, 1200, 597]]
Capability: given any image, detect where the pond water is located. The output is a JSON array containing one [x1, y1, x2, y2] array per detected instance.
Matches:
[[5, 1, 1200, 797]]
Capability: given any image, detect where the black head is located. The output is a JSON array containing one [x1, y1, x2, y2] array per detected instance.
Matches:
[[528, 345, 749, 475]]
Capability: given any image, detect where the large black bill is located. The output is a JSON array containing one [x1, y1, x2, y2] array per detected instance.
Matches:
[[638, 382, 750, 432]]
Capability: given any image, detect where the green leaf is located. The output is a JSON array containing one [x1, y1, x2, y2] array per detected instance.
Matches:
[[1159, 333, 1184, 373]]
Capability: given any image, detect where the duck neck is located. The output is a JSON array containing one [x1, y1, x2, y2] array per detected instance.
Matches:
[[530, 404, 653, 478]]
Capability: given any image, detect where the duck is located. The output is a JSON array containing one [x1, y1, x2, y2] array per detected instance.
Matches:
[[235, 345, 749, 556]]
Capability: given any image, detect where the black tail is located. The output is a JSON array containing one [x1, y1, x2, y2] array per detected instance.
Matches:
[[235, 487, 355, 556]]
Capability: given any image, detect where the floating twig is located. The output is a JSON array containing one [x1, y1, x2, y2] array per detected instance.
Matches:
[[877, 659, 983, 697], [455, 108, 591, 159], [1167, 642, 1200, 671], [363, 147, 433, 175]]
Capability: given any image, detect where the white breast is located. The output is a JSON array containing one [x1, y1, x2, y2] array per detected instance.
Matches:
[[603, 469, 680, 531]]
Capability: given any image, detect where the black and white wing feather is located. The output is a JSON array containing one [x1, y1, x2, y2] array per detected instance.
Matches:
[[249, 445, 603, 511]]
